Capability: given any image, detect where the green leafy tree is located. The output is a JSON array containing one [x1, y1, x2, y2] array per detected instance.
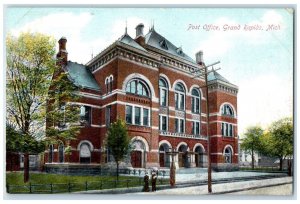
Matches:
[[6, 32, 56, 182], [6, 123, 45, 172], [267, 117, 293, 171], [241, 126, 264, 169], [6, 123, 45, 154], [45, 70, 81, 162], [106, 119, 131, 180]]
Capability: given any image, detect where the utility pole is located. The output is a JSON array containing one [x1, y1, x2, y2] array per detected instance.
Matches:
[[192, 51, 220, 193]]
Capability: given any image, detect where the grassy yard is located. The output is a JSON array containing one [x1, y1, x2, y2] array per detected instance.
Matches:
[[6, 172, 168, 193]]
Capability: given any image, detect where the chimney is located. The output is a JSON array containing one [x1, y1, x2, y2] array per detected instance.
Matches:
[[195, 50, 204, 65], [56, 37, 68, 66], [135, 23, 145, 47], [135, 23, 144, 37]]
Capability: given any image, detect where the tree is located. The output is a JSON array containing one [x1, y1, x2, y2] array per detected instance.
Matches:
[[241, 126, 264, 169], [6, 32, 56, 182], [106, 118, 131, 180], [45, 70, 81, 162], [267, 117, 293, 171]]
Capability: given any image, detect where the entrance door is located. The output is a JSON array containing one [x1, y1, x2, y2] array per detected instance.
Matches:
[[131, 151, 142, 168], [178, 153, 183, 167], [182, 152, 188, 167], [195, 154, 199, 167], [159, 153, 165, 167]]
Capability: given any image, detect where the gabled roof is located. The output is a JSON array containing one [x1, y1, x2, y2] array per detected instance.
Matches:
[[208, 70, 230, 83], [65, 61, 100, 91], [118, 33, 147, 52], [144, 28, 196, 64]]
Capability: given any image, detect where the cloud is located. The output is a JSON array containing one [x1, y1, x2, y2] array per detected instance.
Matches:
[[10, 12, 107, 64], [11, 12, 93, 38], [238, 74, 293, 136], [8, 12, 150, 64], [194, 10, 285, 62]]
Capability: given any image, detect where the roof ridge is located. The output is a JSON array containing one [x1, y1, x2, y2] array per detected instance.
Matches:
[[145, 28, 196, 64]]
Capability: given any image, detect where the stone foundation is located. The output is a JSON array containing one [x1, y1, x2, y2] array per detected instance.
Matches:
[[44, 163, 133, 176], [211, 163, 239, 172]]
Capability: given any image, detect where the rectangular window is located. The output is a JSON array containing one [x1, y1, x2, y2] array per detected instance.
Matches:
[[105, 106, 111, 127], [175, 118, 179, 133], [192, 121, 195, 135], [192, 98, 195, 113], [159, 115, 168, 131], [175, 118, 185, 133], [229, 124, 233, 137], [226, 123, 230, 136], [196, 122, 200, 135], [179, 94, 184, 110], [80, 106, 91, 125], [221, 123, 225, 136], [175, 93, 179, 109], [160, 89, 167, 106], [161, 116, 167, 131], [196, 98, 200, 113], [222, 123, 234, 137], [192, 121, 200, 135], [143, 108, 149, 126], [180, 119, 184, 133], [135, 107, 141, 125], [125, 105, 132, 124]]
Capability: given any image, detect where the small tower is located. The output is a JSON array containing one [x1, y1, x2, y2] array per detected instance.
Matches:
[[56, 37, 68, 66]]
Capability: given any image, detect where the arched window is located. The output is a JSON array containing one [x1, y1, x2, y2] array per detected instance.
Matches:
[[105, 78, 109, 93], [49, 145, 53, 163], [126, 79, 150, 98], [58, 143, 64, 163], [224, 147, 232, 163], [159, 78, 168, 106], [175, 83, 185, 110], [191, 88, 201, 114], [109, 76, 113, 92], [159, 143, 171, 167], [80, 143, 91, 164], [221, 104, 234, 117], [131, 140, 147, 168]]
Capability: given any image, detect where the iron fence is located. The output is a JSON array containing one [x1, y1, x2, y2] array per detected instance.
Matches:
[[7, 177, 167, 194]]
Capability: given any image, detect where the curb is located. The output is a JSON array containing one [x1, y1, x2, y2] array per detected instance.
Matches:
[[213, 181, 293, 194], [76, 175, 290, 194]]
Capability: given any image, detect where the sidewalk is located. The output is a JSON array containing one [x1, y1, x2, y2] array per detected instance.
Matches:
[[127, 177, 292, 195]]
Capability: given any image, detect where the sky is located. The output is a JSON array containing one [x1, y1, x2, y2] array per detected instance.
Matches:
[[4, 7, 294, 136]]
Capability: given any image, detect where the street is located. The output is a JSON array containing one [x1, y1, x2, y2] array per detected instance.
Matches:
[[226, 184, 292, 195], [126, 177, 293, 195]]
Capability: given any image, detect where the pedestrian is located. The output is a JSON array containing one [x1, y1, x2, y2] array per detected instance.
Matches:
[[143, 171, 150, 192], [151, 170, 157, 192]]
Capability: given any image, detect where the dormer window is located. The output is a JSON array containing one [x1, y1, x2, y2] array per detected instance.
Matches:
[[176, 47, 183, 55], [159, 39, 168, 50]]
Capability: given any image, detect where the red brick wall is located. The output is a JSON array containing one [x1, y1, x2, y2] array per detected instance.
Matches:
[[45, 50, 239, 168]]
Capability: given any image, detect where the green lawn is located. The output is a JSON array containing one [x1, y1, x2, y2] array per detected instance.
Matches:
[[6, 172, 168, 193]]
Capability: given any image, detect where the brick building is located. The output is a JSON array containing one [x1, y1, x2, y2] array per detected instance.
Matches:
[[44, 23, 239, 172]]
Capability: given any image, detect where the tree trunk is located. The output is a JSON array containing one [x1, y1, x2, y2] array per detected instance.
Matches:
[[24, 153, 30, 183], [288, 159, 292, 176], [279, 158, 283, 171], [251, 148, 254, 170], [116, 162, 119, 181]]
